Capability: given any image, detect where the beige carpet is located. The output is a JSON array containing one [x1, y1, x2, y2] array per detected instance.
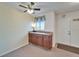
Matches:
[[2, 44, 79, 57]]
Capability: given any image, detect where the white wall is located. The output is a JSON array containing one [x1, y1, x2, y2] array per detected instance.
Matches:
[[56, 10, 79, 48], [44, 12, 56, 47], [45, 12, 55, 32], [0, 3, 33, 56]]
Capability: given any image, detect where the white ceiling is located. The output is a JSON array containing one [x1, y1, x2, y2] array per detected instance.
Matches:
[[4, 2, 79, 16]]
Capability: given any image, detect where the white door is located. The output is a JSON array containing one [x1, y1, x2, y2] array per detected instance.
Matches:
[[71, 19, 79, 48], [57, 15, 71, 45]]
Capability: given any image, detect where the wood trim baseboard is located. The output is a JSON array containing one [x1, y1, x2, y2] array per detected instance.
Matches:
[[0, 43, 29, 57], [57, 43, 79, 54]]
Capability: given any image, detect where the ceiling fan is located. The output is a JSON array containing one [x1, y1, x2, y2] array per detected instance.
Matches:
[[19, 2, 40, 14]]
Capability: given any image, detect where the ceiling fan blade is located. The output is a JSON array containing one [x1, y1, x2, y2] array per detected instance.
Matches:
[[19, 5, 27, 8], [31, 2, 35, 6], [33, 8, 40, 11], [24, 10, 27, 12]]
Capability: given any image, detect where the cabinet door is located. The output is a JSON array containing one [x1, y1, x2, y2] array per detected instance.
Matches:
[[31, 34, 38, 44], [36, 34, 42, 46], [43, 35, 52, 49], [29, 33, 43, 46]]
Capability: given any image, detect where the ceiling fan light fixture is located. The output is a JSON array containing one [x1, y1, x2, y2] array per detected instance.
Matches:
[[27, 9, 34, 14]]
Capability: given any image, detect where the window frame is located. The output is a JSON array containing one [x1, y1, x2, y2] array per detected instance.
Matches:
[[34, 16, 46, 31]]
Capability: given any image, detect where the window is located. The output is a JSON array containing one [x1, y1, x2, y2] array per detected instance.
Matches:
[[35, 16, 46, 30]]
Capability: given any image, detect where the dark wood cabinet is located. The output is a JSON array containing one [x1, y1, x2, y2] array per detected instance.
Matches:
[[29, 31, 52, 49]]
